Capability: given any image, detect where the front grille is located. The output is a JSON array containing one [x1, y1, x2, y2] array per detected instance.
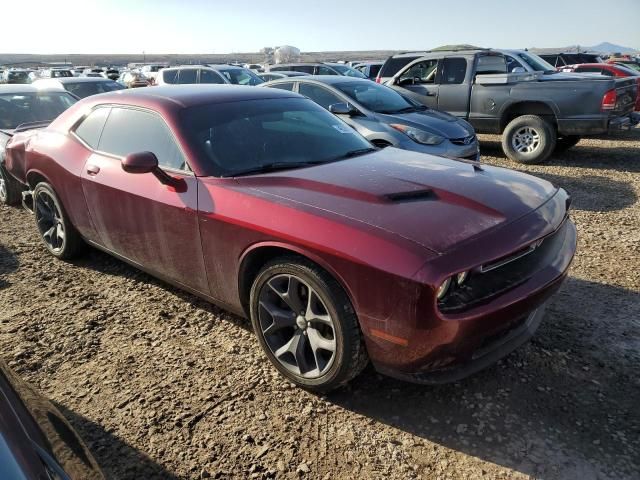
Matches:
[[438, 220, 568, 313], [450, 135, 476, 146]]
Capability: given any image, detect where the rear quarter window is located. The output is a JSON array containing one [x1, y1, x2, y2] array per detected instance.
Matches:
[[74, 107, 110, 149]]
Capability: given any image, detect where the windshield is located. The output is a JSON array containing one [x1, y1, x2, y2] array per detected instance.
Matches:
[[0, 92, 77, 129], [6, 72, 31, 83], [64, 81, 125, 98], [515, 52, 555, 72], [333, 81, 415, 113], [330, 64, 367, 78], [218, 68, 264, 85], [180, 97, 372, 177]]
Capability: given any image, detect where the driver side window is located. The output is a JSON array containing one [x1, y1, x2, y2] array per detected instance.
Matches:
[[400, 59, 438, 84]]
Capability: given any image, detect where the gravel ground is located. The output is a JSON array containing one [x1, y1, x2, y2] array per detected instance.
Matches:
[[1, 130, 639, 480]]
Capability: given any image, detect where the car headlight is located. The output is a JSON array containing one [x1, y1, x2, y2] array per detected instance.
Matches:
[[456, 271, 469, 285], [437, 277, 451, 299], [390, 124, 445, 145]]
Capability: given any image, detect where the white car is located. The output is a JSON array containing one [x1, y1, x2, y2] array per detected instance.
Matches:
[[140, 64, 168, 84]]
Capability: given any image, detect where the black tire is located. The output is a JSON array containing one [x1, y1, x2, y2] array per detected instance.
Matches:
[[249, 256, 368, 393], [502, 115, 556, 164], [0, 164, 22, 206], [555, 135, 581, 152], [33, 182, 84, 260]]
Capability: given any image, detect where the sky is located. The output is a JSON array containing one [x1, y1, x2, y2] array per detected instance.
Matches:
[[4, 0, 639, 54]]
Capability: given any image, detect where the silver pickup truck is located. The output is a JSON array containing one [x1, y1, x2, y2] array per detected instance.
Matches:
[[386, 48, 639, 163]]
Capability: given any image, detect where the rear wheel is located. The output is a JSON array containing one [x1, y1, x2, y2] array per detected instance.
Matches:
[[555, 135, 581, 152], [502, 115, 556, 164], [33, 182, 83, 260], [249, 257, 368, 393], [0, 165, 22, 206]]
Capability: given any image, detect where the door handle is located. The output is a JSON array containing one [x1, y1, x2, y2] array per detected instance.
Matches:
[[86, 164, 100, 175]]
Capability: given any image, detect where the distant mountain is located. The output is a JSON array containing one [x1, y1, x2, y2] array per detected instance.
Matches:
[[588, 42, 638, 54]]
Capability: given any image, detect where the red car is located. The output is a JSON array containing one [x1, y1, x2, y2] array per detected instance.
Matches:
[[562, 63, 640, 111], [4, 86, 577, 392]]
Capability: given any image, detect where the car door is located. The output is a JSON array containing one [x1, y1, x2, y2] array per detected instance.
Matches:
[[393, 59, 439, 108], [199, 69, 227, 84], [79, 106, 209, 294], [437, 57, 471, 118]]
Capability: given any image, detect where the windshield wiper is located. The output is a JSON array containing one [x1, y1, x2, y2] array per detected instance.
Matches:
[[330, 147, 377, 161], [379, 105, 427, 114], [229, 161, 322, 177]]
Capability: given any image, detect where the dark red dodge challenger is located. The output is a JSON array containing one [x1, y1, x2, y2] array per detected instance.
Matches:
[[4, 86, 577, 392]]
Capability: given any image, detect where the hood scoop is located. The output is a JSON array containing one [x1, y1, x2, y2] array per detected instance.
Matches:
[[385, 189, 437, 203]]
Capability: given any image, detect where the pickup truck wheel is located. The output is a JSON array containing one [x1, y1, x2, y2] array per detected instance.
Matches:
[[250, 257, 368, 393], [502, 115, 556, 164], [555, 135, 581, 152], [0, 165, 22, 206], [33, 182, 84, 260]]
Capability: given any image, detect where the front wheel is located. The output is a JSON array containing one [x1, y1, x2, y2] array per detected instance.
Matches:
[[0, 165, 22, 206], [502, 115, 556, 164], [249, 257, 368, 393], [33, 182, 84, 260]]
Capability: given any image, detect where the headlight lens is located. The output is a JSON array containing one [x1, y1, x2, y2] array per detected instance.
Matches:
[[456, 271, 469, 285], [437, 277, 451, 299], [390, 124, 445, 145]]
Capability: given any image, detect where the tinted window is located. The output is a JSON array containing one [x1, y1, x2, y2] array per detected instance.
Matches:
[[74, 108, 110, 148], [218, 68, 264, 85], [177, 69, 198, 84], [64, 81, 125, 99], [180, 97, 372, 177], [0, 92, 77, 129], [316, 66, 338, 75], [200, 69, 225, 84], [298, 83, 342, 109], [333, 81, 413, 113], [441, 58, 467, 84], [401, 59, 438, 84], [269, 82, 294, 91], [329, 65, 367, 78], [379, 56, 421, 79], [98, 108, 186, 170], [289, 65, 315, 74], [368, 64, 382, 78], [162, 69, 179, 84]]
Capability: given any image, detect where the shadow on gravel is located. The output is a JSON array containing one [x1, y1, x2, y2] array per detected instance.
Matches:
[[70, 249, 252, 332], [479, 137, 640, 173], [0, 244, 19, 289], [329, 277, 640, 479], [534, 173, 637, 212], [55, 403, 180, 480]]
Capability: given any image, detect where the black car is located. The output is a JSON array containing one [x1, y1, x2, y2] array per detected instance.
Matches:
[[0, 359, 104, 479]]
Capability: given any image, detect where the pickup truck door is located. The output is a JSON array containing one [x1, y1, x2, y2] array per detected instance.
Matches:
[[393, 59, 439, 109], [436, 57, 472, 119]]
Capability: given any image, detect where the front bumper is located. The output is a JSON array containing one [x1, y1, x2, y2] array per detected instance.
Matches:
[[376, 305, 545, 384]]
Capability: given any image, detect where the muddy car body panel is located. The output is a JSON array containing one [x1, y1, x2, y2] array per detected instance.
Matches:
[[5, 86, 577, 383]]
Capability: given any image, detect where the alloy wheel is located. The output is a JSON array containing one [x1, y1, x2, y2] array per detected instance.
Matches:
[[257, 274, 337, 379], [35, 190, 65, 253], [512, 126, 541, 154]]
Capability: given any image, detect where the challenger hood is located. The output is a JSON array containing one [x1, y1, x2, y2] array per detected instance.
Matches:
[[236, 148, 558, 254]]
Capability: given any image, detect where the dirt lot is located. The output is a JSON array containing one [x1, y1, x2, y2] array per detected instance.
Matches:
[[1, 131, 639, 480]]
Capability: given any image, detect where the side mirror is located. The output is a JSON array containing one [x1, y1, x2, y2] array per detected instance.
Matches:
[[122, 151, 158, 174], [122, 151, 185, 190], [511, 67, 526, 73], [329, 102, 358, 116]]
